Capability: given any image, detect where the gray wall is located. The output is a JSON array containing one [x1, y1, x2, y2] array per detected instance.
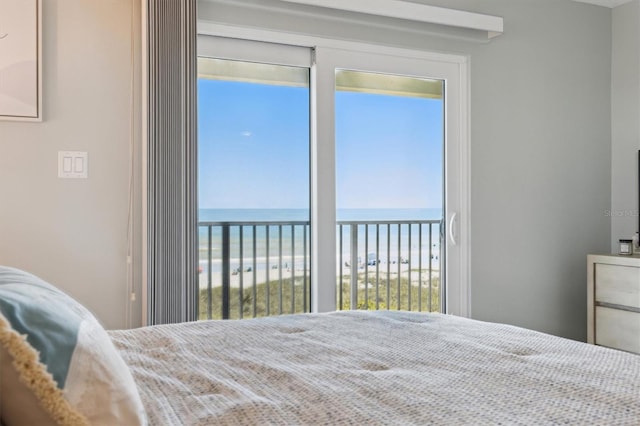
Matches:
[[611, 0, 640, 252], [199, 0, 612, 341], [0, 0, 143, 329], [0, 0, 614, 338]]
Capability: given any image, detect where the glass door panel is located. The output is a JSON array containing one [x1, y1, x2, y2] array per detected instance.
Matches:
[[197, 57, 311, 320], [335, 69, 444, 313]]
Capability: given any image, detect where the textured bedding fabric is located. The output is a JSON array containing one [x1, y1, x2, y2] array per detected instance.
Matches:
[[109, 311, 640, 425]]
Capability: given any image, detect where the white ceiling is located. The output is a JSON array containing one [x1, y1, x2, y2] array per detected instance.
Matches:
[[572, 0, 633, 7]]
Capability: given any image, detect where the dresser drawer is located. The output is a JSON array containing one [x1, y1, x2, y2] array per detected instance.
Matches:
[[595, 306, 640, 354], [594, 263, 640, 309]]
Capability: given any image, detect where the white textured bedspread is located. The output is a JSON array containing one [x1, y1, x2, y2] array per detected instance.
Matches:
[[109, 311, 640, 425]]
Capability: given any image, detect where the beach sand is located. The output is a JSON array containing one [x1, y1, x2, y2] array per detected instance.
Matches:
[[198, 263, 440, 290]]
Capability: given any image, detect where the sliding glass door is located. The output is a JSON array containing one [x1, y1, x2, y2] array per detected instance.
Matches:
[[196, 37, 469, 318], [334, 70, 444, 312]]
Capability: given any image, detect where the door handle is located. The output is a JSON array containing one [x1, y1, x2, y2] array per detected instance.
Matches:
[[449, 212, 458, 246]]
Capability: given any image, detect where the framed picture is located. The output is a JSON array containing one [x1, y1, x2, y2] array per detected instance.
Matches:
[[0, 0, 42, 122]]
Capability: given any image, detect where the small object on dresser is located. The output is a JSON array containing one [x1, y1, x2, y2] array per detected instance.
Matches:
[[633, 232, 640, 255], [619, 239, 633, 255]]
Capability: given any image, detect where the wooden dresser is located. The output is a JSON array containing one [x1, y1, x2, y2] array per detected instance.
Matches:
[[587, 254, 640, 354]]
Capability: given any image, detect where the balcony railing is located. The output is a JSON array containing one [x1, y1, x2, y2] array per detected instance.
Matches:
[[199, 219, 441, 320], [337, 220, 441, 313]]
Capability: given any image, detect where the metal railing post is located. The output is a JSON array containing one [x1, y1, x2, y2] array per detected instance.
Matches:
[[221, 224, 230, 320], [350, 224, 358, 310], [418, 224, 423, 312], [266, 226, 270, 316], [207, 226, 213, 320], [291, 224, 296, 314], [303, 224, 308, 312], [364, 224, 369, 309], [375, 224, 380, 310], [397, 223, 401, 310], [239, 226, 244, 319], [278, 225, 283, 315], [252, 226, 257, 317], [386, 223, 391, 310], [407, 224, 412, 311], [339, 225, 343, 309], [429, 223, 433, 312]]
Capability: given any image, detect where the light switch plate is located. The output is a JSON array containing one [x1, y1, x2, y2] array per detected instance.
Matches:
[[58, 151, 88, 178]]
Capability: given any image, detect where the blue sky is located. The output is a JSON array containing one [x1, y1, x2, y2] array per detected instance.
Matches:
[[198, 79, 443, 210], [336, 91, 443, 209]]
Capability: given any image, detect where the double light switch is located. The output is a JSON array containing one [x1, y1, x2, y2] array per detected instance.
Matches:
[[58, 151, 88, 179]]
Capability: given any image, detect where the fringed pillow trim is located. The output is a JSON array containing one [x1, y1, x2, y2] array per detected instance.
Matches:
[[0, 313, 89, 426]]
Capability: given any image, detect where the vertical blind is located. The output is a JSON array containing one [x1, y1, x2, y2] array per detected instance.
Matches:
[[146, 0, 198, 325]]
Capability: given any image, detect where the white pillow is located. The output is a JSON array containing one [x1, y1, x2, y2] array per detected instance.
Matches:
[[0, 266, 147, 426]]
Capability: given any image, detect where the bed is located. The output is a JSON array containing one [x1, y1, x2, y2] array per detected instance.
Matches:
[[1, 266, 639, 425]]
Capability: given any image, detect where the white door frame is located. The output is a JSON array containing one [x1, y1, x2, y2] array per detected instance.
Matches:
[[175, 23, 471, 317]]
